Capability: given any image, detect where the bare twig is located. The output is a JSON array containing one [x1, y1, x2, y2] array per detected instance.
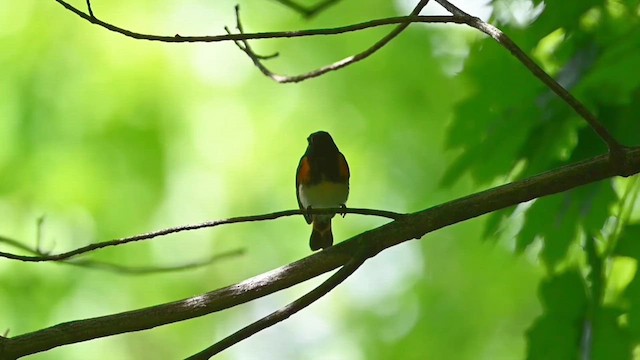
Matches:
[[85, 0, 94, 17], [53, 0, 462, 43], [0, 207, 402, 262], [54, 0, 434, 82], [187, 248, 369, 359], [0, 235, 243, 275], [53, 0, 624, 151], [224, 6, 284, 80], [434, 0, 624, 154], [0, 236, 37, 256], [228, 0, 432, 83], [2, 147, 639, 359], [69, 249, 245, 275], [35, 216, 45, 253]]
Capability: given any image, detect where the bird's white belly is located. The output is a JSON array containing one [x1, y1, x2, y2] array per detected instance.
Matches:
[[299, 182, 349, 209]]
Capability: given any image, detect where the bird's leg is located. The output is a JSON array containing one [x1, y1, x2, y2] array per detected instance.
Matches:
[[339, 204, 347, 218]]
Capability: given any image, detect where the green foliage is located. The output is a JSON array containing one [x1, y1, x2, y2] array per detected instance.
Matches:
[[0, 0, 638, 359], [618, 225, 640, 342], [526, 270, 586, 360], [444, 0, 640, 358]]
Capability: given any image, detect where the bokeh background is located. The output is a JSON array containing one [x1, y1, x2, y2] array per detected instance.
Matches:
[[1, 0, 639, 359]]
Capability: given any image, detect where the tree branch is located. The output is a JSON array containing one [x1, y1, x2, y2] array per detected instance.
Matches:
[[187, 248, 369, 359], [226, 0, 431, 83], [0, 207, 401, 263], [433, 0, 625, 159], [53, 0, 463, 43], [2, 147, 639, 359], [55, 0, 434, 82], [52, 0, 624, 150], [234, 0, 625, 152]]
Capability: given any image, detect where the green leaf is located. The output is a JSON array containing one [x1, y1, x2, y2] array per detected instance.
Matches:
[[579, 27, 640, 107], [529, 0, 605, 38], [517, 182, 615, 267], [591, 307, 631, 360], [482, 208, 512, 241], [618, 225, 640, 341], [624, 273, 640, 341], [614, 225, 640, 259], [520, 195, 580, 267], [526, 270, 587, 360], [578, 182, 616, 234], [517, 116, 580, 178], [585, 234, 604, 306]]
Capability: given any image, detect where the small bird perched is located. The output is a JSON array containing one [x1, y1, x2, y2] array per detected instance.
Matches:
[[296, 131, 350, 251]]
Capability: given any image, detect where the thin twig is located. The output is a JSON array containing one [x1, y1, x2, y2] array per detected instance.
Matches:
[[434, 0, 624, 153], [0, 235, 243, 275], [69, 249, 245, 275], [228, 0, 432, 83], [53, 0, 624, 151], [224, 6, 283, 79], [54, 0, 436, 83], [85, 0, 94, 17], [0, 207, 402, 262], [53, 0, 462, 43], [187, 249, 369, 359], [35, 216, 45, 253]]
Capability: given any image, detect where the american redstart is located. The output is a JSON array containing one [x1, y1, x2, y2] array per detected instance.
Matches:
[[296, 131, 350, 251]]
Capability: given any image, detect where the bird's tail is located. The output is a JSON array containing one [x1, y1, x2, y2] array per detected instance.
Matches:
[[310, 216, 333, 251]]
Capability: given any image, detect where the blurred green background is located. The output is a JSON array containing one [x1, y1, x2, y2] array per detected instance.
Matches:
[[1, 0, 639, 359]]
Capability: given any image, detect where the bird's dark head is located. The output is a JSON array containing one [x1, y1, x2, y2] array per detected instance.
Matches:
[[307, 131, 339, 154]]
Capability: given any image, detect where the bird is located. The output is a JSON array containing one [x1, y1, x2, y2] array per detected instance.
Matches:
[[296, 131, 350, 251]]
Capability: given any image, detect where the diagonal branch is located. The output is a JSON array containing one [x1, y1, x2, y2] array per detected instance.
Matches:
[[187, 248, 369, 359], [85, 0, 94, 17], [2, 147, 639, 359], [227, 0, 432, 83], [0, 207, 401, 263], [52, 0, 625, 152], [434, 0, 624, 154]]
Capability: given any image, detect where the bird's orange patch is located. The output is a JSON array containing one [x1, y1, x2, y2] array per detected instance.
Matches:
[[298, 157, 312, 185]]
